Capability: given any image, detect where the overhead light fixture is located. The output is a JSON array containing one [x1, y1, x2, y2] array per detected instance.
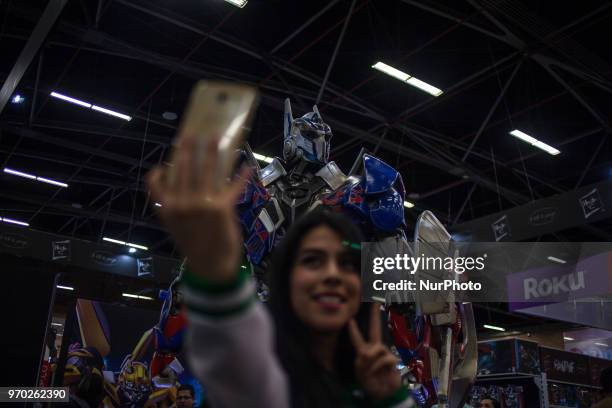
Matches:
[[406, 77, 443, 97], [4, 167, 69, 188], [224, 0, 248, 8], [36, 177, 68, 188], [509, 130, 560, 156], [103, 237, 149, 251], [372, 61, 443, 96], [91, 105, 132, 121], [103, 237, 126, 245], [50, 91, 92, 108], [404, 201, 415, 209], [483, 324, 506, 332], [595, 342, 609, 347], [253, 152, 274, 163], [128, 247, 137, 253], [372, 61, 410, 81], [50, 91, 131, 121], [56, 285, 74, 291], [1, 217, 29, 226], [122, 293, 154, 300], [564, 336, 574, 341], [11, 94, 25, 104], [51, 323, 62, 327], [127, 242, 148, 250], [154, 202, 162, 207], [548, 256, 566, 264], [4, 168, 36, 179]]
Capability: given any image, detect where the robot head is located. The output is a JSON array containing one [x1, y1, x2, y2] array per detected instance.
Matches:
[[62, 347, 108, 407], [118, 361, 151, 405], [282, 98, 332, 164]]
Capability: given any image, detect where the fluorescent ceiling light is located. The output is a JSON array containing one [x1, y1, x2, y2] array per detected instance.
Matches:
[[56, 285, 74, 291], [50, 91, 92, 108], [127, 242, 148, 250], [36, 177, 68, 188], [104, 237, 148, 251], [548, 256, 566, 264], [253, 152, 274, 163], [224, 0, 248, 8], [91, 105, 132, 121], [51, 323, 62, 327], [1, 217, 29, 226], [103, 237, 126, 245], [372, 62, 410, 81], [564, 336, 574, 341], [595, 342, 609, 347], [483, 324, 505, 332], [4, 168, 36, 179], [4, 167, 69, 187], [403, 201, 415, 209], [406, 77, 443, 97], [50, 91, 131, 121], [372, 61, 443, 96], [122, 293, 153, 300], [509, 129, 560, 156]]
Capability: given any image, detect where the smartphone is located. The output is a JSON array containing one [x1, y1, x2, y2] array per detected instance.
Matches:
[[169, 81, 259, 187]]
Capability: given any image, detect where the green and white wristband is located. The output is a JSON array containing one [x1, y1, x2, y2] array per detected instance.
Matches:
[[182, 268, 256, 318]]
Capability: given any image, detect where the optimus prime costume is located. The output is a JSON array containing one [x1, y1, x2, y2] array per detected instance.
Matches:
[[127, 98, 476, 407], [238, 99, 477, 407], [236, 99, 477, 408]]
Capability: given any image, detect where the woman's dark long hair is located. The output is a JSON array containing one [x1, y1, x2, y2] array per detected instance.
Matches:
[[268, 208, 370, 408]]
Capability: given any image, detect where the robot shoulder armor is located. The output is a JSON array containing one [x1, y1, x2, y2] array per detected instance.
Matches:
[[259, 158, 287, 187], [363, 154, 400, 194]]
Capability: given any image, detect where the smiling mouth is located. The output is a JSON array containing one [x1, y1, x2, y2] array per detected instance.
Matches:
[[312, 293, 347, 305]]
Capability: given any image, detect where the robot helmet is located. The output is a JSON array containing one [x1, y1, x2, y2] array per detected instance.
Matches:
[[282, 98, 332, 164]]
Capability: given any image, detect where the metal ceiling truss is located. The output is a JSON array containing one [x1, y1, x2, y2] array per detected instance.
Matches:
[[2, 0, 610, 245]]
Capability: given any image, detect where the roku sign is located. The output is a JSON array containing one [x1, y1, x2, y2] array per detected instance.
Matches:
[[523, 271, 585, 300]]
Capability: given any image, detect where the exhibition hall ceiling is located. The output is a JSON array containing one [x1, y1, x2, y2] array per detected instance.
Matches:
[[1, 0, 611, 259]]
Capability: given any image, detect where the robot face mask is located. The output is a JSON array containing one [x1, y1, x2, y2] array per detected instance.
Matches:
[[282, 99, 332, 164]]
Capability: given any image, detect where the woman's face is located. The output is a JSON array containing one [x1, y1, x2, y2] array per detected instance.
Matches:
[[290, 225, 361, 333]]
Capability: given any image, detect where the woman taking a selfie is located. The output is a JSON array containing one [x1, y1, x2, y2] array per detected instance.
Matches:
[[147, 134, 414, 408]]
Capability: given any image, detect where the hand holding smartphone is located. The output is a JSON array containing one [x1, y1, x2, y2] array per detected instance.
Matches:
[[168, 81, 259, 188]]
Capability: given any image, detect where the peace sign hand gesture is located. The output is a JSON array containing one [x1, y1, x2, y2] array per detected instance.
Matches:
[[349, 303, 402, 401]]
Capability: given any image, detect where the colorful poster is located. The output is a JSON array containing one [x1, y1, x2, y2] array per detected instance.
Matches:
[[58, 298, 204, 407]]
